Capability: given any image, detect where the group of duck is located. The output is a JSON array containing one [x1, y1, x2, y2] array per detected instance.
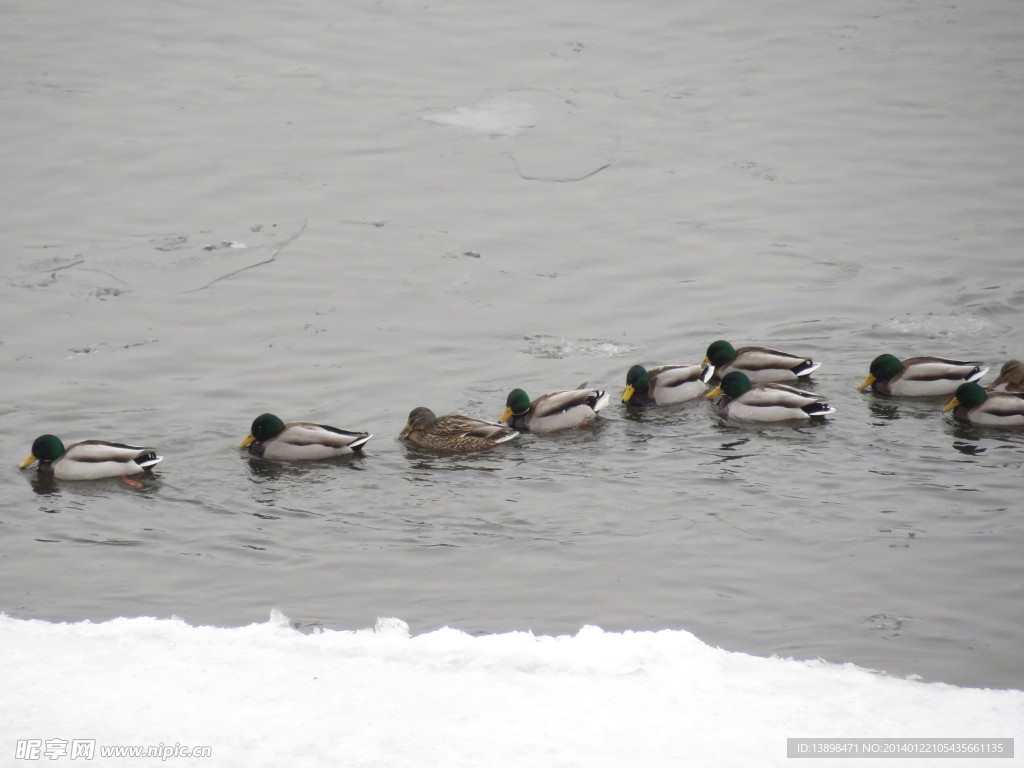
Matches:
[[17, 341, 1024, 482]]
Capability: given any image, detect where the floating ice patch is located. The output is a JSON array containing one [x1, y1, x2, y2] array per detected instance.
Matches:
[[523, 335, 636, 359], [153, 235, 189, 252], [425, 98, 535, 135], [424, 90, 574, 137], [202, 240, 247, 251], [870, 313, 995, 339]]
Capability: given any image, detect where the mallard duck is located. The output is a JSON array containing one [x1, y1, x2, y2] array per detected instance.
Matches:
[[19, 434, 163, 480], [703, 340, 820, 382], [943, 382, 1024, 426], [858, 354, 987, 396], [500, 386, 609, 433], [988, 360, 1024, 393], [398, 407, 518, 451], [706, 371, 835, 421], [239, 413, 372, 459], [621, 364, 713, 405]]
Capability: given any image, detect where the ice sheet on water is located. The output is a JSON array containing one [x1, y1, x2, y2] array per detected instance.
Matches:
[[423, 90, 574, 137], [868, 312, 999, 341], [523, 334, 636, 359]]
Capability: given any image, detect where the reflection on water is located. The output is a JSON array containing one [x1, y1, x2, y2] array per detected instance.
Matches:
[[865, 395, 954, 423], [22, 472, 162, 498], [867, 399, 902, 422], [619, 402, 704, 424], [718, 438, 750, 453], [406, 460, 504, 473], [27, 475, 60, 497], [950, 439, 986, 457], [948, 422, 1024, 456], [244, 455, 367, 482]]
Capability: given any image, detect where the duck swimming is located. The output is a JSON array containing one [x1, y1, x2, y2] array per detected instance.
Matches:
[[703, 340, 819, 382], [858, 354, 987, 396], [988, 360, 1024, 393], [943, 382, 1024, 426], [20, 434, 163, 480], [500, 387, 609, 433], [239, 413, 372, 459], [398, 407, 518, 451], [621, 364, 713, 405], [706, 371, 835, 422]]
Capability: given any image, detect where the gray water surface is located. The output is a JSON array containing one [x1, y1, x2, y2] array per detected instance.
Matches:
[[1, 0, 1022, 689]]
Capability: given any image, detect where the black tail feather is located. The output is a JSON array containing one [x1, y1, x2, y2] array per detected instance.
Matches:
[[136, 452, 163, 470], [348, 434, 373, 452], [801, 403, 835, 418]]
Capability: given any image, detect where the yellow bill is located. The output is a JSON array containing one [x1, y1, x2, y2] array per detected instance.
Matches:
[[858, 374, 876, 391]]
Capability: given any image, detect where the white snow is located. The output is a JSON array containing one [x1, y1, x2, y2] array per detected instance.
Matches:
[[1, 611, 1020, 767]]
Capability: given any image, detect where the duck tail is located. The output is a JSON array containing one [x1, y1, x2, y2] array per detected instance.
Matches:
[[348, 433, 373, 452], [793, 359, 821, 378], [494, 430, 519, 445], [136, 452, 164, 470], [801, 403, 835, 418]]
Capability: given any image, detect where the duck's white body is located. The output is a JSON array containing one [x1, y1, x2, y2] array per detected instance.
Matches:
[[505, 388, 609, 433], [862, 357, 987, 396], [711, 383, 835, 422], [248, 423, 372, 460], [30, 440, 163, 480], [886, 360, 987, 396], [646, 365, 711, 404], [708, 346, 819, 383]]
